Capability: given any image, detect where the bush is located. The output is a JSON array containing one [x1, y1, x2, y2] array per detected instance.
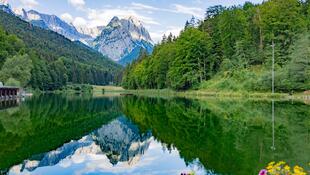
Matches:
[[5, 78, 21, 87]]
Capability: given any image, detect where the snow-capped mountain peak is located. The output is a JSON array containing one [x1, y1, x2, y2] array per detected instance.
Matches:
[[26, 10, 42, 21], [0, 0, 8, 6], [0, 0, 14, 15], [93, 16, 153, 64], [126, 16, 143, 27], [109, 16, 120, 26]]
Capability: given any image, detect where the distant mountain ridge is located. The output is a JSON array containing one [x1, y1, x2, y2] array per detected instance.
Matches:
[[13, 8, 93, 44], [2, 2, 154, 65], [0, 0, 13, 15]]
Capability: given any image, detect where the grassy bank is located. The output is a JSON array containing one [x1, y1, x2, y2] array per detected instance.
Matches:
[[94, 85, 310, 102]]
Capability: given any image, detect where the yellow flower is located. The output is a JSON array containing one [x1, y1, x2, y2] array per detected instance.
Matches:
[[263, 162, 307, 175], [293, 165, 306, 175], [284, 165, 291, 172], [269, 162, 276, 166], [278, 161, 286, 166], [267, 165, 274, 170]]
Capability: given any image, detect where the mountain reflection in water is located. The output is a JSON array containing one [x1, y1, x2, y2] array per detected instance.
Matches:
[[0, 95, 309, 175], [8, 117, 206, 175]]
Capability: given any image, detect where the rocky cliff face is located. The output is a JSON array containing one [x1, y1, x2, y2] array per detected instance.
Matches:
[[93, 16, 154, 64], [14, 9, 93, 42]]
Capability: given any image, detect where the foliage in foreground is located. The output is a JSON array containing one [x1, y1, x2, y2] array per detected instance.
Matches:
[[259, 161, 308, 175]]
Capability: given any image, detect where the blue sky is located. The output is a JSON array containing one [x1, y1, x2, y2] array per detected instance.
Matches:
[[7, 0, 264, 42]]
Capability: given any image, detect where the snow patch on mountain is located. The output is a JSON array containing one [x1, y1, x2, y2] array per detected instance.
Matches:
[[76, 25, 104, 38]]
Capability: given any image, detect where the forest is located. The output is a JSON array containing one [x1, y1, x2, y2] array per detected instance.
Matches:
[[0, 10, 122, 90], [122, 0, 310, 92]]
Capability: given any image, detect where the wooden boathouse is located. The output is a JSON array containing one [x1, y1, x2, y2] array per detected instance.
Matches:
[[0, 85, 20, 99]]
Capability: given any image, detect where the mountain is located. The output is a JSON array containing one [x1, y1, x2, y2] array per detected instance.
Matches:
[[0, 9, 121, 89], [93, 16, 154, 65], [93, 117, 151, 165], [8, 117, 152, 173], [2, 2, 154, 65], [13, 9, 93, 43], [0, 0, 13, 15]]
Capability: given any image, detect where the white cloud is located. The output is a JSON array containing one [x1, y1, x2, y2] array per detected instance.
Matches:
[[68, 0, 85, 8], [150, 26, 183, 43], [166, 26, 183, 36], [61, 13, 73, 23], [19, 0, 38, 8], [73, 17, 87, 27], [86, 8, 160, 28], [131, 2, 204, 19], [149, 32, 164, 43], [131, 2, 204, 18], [131, 2, 159, 11], [172, 4, 204, 18]]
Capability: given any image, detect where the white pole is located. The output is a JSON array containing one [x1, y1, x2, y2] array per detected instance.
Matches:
[[272, 40, 275, 95], [271, 99, 275, 150], [271, 40, 276, 151]]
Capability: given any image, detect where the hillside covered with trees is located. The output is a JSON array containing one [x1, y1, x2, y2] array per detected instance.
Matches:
[[0, 10, 122, 90], [122, 0, 310, 93]]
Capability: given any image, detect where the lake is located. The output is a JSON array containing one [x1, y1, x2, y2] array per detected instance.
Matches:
[[0, 95, 309, 175]]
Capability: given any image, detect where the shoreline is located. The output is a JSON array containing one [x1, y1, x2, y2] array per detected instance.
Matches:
[[94, 86, 310, 102]]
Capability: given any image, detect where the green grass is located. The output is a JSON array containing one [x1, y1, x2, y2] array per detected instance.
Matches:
[[90, 84, 310, 102], [98, 86, 310, 104]]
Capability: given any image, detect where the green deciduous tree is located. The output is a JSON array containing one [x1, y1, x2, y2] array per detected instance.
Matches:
[[0, 28, 25, 69], [259, 0, 306, 64], [0, 54, 33, 87], [167, 28, 213, 90], [5, 78, 21, 87]]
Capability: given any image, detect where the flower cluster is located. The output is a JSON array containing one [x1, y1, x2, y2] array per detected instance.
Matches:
[[259, 161, 308, 175]]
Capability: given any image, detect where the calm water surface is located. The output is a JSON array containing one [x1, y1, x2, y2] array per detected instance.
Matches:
[[0, 95, 309, 175]]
